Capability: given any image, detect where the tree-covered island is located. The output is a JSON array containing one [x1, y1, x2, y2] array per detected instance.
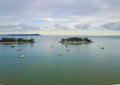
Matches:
[[59, 37, 93, 44], [0, 37, 35, 44]]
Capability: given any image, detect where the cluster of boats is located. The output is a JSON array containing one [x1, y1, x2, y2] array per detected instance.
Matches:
[[11, 44, 25, 58], [50, 37, 105, 57], [97, 45, 104, 49], [11, 43, 34, 58]]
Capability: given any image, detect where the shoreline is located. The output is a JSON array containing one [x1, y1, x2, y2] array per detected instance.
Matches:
[[59, 41, 93, 44]]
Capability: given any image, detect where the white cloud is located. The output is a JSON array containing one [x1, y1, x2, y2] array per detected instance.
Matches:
[[42, 18, 54, 22]]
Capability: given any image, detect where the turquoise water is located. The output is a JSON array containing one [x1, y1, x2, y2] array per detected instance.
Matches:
[[0, 36, 120, 85]]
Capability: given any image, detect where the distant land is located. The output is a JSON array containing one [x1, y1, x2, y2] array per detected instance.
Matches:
[[0, 34, 41, 36]]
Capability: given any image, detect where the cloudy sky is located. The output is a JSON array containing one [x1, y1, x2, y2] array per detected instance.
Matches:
[[0, 0, 120, 35]]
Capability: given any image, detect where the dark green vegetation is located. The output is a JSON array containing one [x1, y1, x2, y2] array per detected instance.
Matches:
[[60, 37, 93, 44], [0, 37, 35, 43]]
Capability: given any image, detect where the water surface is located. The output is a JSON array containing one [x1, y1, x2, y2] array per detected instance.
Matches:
[[0, 36, 120, 85]]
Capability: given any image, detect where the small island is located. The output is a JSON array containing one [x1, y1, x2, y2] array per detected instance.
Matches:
[[0, 37, 35, 44], [59, 37, 93, 44]]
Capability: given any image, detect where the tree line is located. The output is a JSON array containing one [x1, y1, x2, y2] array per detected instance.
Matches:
[[0, 37, 35, 43], [61, 37, 92, 42]]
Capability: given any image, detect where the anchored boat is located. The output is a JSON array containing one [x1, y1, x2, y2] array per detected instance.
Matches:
[[18, 54, 24, 58]]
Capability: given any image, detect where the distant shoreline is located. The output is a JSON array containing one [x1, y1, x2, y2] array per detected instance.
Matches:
[[0, 34, 41, 36]]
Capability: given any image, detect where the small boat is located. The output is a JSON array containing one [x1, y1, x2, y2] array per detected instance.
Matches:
[[31, 44, 34, 47], [58, 53, 63, 56], [97, 45, 100, 47], [17, 48, 22, 51], [101, 47, 104, 49], [66, 49, 69, 52], [65, 44, 68, 47], [18, 54, 24, 58], [50, 45, 53, 48], [11, 45, 15, 48]]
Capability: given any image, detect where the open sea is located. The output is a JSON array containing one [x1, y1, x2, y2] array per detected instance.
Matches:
[[0, 36, 120, 85]]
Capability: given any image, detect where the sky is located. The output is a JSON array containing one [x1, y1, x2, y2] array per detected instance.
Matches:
[[0, 0, 120, 35]]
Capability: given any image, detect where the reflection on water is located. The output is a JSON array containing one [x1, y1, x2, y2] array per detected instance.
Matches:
[[0, 36, 120, 85], [18, 56, 24, 64]]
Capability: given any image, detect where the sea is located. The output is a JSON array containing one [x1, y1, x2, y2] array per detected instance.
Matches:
[[0, 36, 120, 85]]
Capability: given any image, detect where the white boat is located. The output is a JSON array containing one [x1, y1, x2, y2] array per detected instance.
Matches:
[[18, 54, 24, 58]]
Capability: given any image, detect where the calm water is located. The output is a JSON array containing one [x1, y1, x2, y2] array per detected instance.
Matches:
[[0, 36, 120, 85]]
